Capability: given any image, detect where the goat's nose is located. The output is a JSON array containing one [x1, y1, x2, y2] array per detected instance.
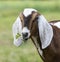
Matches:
[[22, 33, 28, 38]]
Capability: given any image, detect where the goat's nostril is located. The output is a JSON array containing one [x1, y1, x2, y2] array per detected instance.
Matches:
[[22, 33, 28, 38]]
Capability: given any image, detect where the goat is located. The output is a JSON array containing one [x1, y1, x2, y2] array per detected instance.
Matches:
[[12, 8, 60, 62]]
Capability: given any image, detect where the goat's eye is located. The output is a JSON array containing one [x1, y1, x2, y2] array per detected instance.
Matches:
[[33, 17, 38, 22], [35, 17, 38, 20]]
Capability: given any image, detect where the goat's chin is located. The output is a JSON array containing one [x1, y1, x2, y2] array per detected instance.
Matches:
[[24, 38, 28, 41], [23, 37, 29, 41]]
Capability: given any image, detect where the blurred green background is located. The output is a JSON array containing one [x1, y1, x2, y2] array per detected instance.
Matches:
[[0, 0, 60, 62]]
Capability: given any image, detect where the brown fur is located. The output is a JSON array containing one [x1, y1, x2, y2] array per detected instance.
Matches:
[[43, 25, 60, 62], [19, 11, 60, 62], [19, 13, 24, 28], [31, 20, 60, 62]]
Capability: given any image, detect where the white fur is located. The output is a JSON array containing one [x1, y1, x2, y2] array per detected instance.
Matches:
[[38, 15, 53, 49], [12, 16, 23, 47], [32, 36, 43, 58], [54, 22, 60, 28], [23, 8, 37, 17], [13, 36, 23, 47], [22, 27, 30, 38]]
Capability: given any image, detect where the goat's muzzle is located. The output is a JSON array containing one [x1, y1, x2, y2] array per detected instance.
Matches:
[[22, 27, 30, 41], [22, 33, 28, 40]]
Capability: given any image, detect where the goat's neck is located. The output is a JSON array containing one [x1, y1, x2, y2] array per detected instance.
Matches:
[[31, 31, 43, 55], [31, 30, 42, 48]]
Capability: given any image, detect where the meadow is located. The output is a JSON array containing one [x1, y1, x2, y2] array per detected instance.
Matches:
[[0, 1, 60, 62]]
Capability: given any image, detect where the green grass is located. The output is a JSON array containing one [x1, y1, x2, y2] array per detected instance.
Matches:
[[0, 1, 60, 62], [0, 41, 42, 62]]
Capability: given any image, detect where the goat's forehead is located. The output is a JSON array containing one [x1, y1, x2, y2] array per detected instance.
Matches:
[[23, 8, 37, 17]]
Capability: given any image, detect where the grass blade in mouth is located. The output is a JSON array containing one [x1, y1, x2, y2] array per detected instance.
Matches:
[[16, 33, 21, 39]]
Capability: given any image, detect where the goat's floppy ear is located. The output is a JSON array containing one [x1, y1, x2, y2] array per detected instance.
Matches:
[[38, 15, 53, 49], [12, 16, 23, 47]]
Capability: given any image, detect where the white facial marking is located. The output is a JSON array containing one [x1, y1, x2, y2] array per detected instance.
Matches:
[[23, 8, 37, 17], [54, 22, 60, 28], [22, 27, 30, 38]]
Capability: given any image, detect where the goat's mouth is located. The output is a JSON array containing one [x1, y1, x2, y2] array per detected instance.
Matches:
[[23, 37, 28, 41], [22, 35, 30, 41]]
